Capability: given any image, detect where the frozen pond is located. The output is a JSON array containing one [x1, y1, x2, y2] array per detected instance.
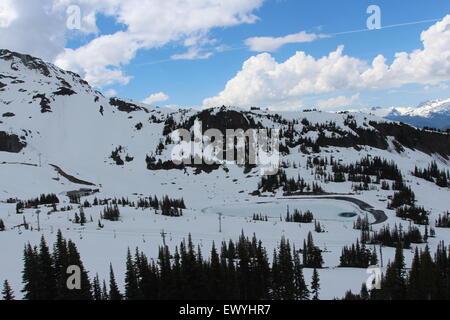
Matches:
[[203, 198, 372, 223]]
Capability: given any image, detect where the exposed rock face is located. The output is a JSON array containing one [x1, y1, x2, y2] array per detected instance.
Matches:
[[32, 93, 52, 113], [371, 122, 450, 159], [0, 49, 51, 77], [0, 132, 26, 153], [179, 107, 262, 134], [53, 87, 76, 96], [110, 98, 149, 113]]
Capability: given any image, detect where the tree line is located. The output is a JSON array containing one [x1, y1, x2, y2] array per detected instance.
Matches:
[[257, 169, 324, 195], [344, 242, 450, 300], [16, 193, 59, 213], [413, 161, 449, 188], [4, 231, 326, 300]]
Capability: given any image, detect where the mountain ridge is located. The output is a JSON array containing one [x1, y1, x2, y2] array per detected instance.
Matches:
[[1, 48, 449, 198]]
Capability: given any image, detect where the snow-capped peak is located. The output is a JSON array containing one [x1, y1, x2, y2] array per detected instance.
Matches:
[[394, 98, 450, 118]]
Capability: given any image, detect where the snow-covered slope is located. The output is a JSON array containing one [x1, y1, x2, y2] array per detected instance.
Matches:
[[1, 47, 449, 214], [1, 49, 450, 300]]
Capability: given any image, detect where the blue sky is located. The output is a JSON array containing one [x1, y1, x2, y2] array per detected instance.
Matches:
[[70, 0, 450, 109], [4, 0, 449, 110]]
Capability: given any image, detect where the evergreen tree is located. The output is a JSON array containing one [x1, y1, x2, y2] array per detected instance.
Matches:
[[66, 240, 92, 299], [92, 274, 102, 300], [53, 230, 69, 299], [360, 283, 369, 300], [302, 232, 323, 268], [101, 280, 109, 300], [2, 280, 14, 300], [311, 268, 320, 300], [79, 208, 87, 225], [38, 236, 57, 300], [293, 250, 309, 300], [108, 264, 122, 300], [419, 246, 438, 299], [382, 244, 406, 300], [21, 244, 41, 300], [408, 247, 421, 299], [125, 248, 141, 300]]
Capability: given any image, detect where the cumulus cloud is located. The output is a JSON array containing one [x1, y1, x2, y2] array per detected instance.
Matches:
[[0, 0, 68, 61], [0, 0, 263, 87], [0, 0, 18, 28], [245, 31, 327, 52], [204, 15, 450, 109], [54, 0, 264, 87], [317, 93, 360, 109], [142, 92, 170, 105]]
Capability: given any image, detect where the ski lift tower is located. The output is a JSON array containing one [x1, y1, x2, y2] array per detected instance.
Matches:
[[35, 209, 41, 232]]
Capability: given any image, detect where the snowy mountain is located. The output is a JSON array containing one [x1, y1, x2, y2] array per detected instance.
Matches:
[[352, 99, 450, 130], [384, 99, 450, 130], [1, 49, 450, 300]]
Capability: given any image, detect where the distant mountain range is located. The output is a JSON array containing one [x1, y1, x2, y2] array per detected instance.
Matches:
[[352, 99, 450, 130]]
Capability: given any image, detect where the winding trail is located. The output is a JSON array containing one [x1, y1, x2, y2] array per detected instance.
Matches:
[[278, 196, 388, 225]]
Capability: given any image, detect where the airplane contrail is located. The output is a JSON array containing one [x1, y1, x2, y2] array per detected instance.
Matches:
[[330, 18, 441, 36]]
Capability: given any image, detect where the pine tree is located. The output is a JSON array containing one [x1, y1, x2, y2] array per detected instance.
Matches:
[[101, 280, 109, 300], [293, 250, 309, 300], [66, 240, 92, 299], [125, 248, 140, 300], [277, 237, 295, 299], [360, 283, 369, 300], [38, 236, 57, 300], [209, 242, 222, 299], [382, 244, 406, 300], [2, 280, 14, 300], [53, 230, 69, 299], [0, 219, 5, 231], [419, 246, 438, 299], [92, 274, 102, 300], [408, 247, 421, 299], [108, 264, 122, 300], [21, 244, 41, 300], [311, 268, 320, 300], [79, 208, 87, 225]]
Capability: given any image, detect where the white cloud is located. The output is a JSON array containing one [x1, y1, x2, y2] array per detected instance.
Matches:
[[171, 47, 213, 60], [317, 93, 360, 109], [0, 0, 263, 87], [204, 15, 450, 109], [0, 0, 18, 28], [142, 92, 170, 105], [54, 0, 264, 87], [245, 31, 327, 52], [104, 89, 117, 97], [0, 0, 68, 61]]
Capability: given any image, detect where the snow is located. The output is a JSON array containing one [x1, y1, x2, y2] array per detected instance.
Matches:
[[347, 99, 450, 119], [1, 50, 450, 300]]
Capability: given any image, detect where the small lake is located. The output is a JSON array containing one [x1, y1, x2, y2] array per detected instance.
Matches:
[[203, 198, 369, 223]]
